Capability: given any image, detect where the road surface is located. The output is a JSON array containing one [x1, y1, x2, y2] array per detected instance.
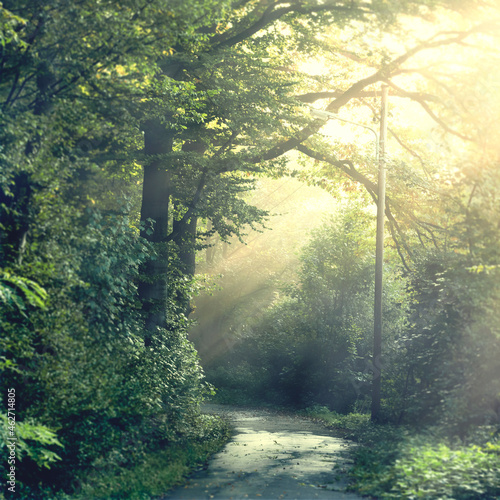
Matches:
[[165, 404, 365, 500]]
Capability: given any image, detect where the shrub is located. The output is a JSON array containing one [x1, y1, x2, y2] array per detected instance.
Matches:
[[347, 426, 500, 499], [206, 207, 410, 413], [0, 206, 212, 495]]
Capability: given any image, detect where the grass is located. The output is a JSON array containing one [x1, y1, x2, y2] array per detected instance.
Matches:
[[303, 406, 500, 500], [75, 440, 227, 499], [72, 414, 232, 500], [300, 405, 371, 434]]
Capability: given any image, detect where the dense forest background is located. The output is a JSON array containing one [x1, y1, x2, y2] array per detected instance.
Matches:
[[1, 0, 499, 498]]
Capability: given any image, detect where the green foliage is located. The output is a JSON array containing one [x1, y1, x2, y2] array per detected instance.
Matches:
[[74, 414, 231, 500], [207, 205, 410, 412], [397, 250, 500, 431], [0, 5, 26, 48], [1, 0, 498, 497], [0, 271, 47, 375], [302, 405, 371, 432], [308, 406, 500, 499], [0, 414, 230, 500], [0, 203, 213, 494], [387, 439, 500, 499], [349, 431, 500, 499], [0, 271, 47, 316], [0, 415, 62, 469]]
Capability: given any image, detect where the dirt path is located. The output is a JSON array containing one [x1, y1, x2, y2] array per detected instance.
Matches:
[[165, 404, 365, 500]]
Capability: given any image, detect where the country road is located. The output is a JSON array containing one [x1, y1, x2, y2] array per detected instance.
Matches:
[[165, 404, 365, 500]]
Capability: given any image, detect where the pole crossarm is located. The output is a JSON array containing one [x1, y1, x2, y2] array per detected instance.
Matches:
[[308, 105, 379, 160]]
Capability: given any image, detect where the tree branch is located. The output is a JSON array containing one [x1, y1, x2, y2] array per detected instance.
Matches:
[[296, 143, 414, 269], [296, 89, 440, 103], [214, 1, 369, 49], [296, 143, 378, 194], [384, 80, 473, 141], [387, 217, 412, 273], [168, 167, 209, 242], [250, 22, 496, 165]]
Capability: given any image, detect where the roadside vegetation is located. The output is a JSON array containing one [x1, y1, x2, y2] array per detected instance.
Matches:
[[304, 406, 500, 500], [5, 414, 230, 500], [72, 415, 231, 500], [204, 198, 500, 498]]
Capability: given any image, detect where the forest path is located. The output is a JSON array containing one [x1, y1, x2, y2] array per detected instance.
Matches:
[[165, 404, 365, 500]]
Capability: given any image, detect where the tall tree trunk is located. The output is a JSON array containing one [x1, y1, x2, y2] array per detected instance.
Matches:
[[205, 220, 216, 265], [138, 118, 174, 345], [172, 214, 198, 316], [1, 63, 55, 267], [173, 215, 198, 277], [0, 172, 33, 266]]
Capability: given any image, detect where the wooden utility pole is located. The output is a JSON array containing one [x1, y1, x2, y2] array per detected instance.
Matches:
[[371, 84, 389, 422]]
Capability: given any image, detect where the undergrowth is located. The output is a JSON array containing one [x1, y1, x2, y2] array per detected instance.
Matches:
[[304, 406, 500, 500], [73, 414, 232, 500], [1, 413, 231, 500]]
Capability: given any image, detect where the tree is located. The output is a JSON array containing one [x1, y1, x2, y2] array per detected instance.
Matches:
[[0, 1, 223, 492], [190, 1, 500, 423], [135, 0, 480, 343], [2, 3, 499, 496], [137, 1, 499, 352], [206, 205, 410, 411]]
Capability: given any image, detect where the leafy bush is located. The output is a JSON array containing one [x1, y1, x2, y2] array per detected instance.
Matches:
[[73, 414, 231, 500], [398, 251, 500, 432], [0, 206, 213, 495], [309, 406, 500, 500], [207, 206, 410, 412], [0, 271, 63, 473], [301, 405, 370, 432], [387, 439, 500, 499], [349, 432, 500, 499], [0, 415, 63, 470], [0, 272, 47, 316]]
